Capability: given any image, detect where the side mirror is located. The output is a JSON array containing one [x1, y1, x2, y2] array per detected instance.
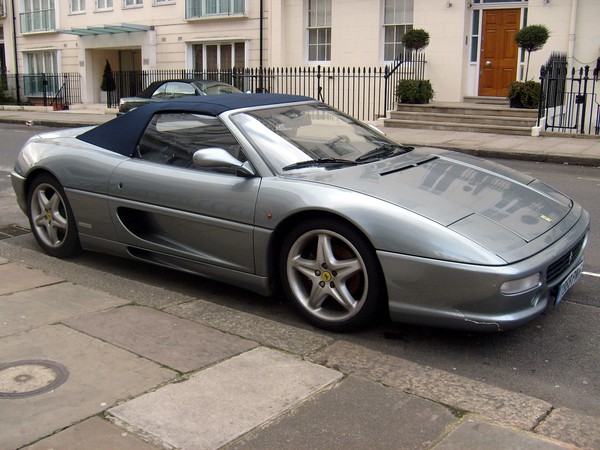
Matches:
[[192, 147, 255, 176]]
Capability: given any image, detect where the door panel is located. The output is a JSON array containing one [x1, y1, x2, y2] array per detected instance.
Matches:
[[108, 161, 260, 273], [478, 9, 520, 97]]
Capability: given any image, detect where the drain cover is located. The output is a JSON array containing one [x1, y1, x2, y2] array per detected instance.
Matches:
[[0, 224, 30, 241], [0, 360, 69, 399]]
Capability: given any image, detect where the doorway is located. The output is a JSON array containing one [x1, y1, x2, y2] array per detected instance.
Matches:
[[119, 50, 141, 72], [478, 9, 520, 97]]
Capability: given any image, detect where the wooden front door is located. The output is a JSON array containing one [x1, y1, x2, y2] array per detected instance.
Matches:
[[478, 9, 520, 97]]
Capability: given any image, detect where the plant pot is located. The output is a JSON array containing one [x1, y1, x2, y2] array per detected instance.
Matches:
[[509, 97, 527, 109]]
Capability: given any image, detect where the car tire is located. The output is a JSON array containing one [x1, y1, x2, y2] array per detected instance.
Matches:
[[27, 174, 81, 258], [280, 218, 385, 332]]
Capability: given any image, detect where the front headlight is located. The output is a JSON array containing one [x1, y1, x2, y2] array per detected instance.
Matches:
[[501, 273, 541, 295]]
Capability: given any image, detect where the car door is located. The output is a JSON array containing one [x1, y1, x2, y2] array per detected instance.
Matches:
[[107, 112, 260, 274]]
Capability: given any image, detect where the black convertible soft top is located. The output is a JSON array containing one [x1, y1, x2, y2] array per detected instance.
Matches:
[[77, 93, 314, 156]]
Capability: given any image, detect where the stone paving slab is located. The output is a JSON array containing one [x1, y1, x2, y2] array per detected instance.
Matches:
[[109, 347, 342, 449], [64, 305, 258, 373], [24, 416, 161, 450], [0, 282, 130, 337], [311, 340, 552, 430], [230, 375, 457, 449], [535, 407, 600, 449], [0, 324, 174, 449], [433, 418, 576, 450], [167, 300, 334, 356], [0, 262, 62, 295], [0, 257, 8, 264]]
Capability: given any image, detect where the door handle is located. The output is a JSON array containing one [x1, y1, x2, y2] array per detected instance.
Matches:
[[485, 60, 492, 67]]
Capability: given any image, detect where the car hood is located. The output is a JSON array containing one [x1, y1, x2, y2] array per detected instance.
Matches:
[[287, 148, 574, 254]]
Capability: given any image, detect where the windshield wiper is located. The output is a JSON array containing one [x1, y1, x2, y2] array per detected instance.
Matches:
[[355, 144, 413, 163], [282, 158, 358, 171]]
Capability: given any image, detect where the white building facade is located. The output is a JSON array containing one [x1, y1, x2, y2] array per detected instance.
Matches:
[[0, 0, 597, 104]]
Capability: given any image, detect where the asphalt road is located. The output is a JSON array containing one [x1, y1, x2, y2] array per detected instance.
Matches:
[[1, 123, 598, 418]]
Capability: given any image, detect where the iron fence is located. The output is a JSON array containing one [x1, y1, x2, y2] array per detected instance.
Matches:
[[111, 53, 426, 121], [0, 73, 82, 109], [538, 56, 600, 136]]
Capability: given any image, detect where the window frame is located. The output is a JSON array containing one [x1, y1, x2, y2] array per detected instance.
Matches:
[[20, 0, 56, 33], [192, 41, 246, 71], [186, 0, 245, 20], [382, 0, 414, 63], [307, 0, 331, 63], [95, 0, 113, 11], [124, 0, 143, 7], [23, 50, 59, 96], [69, 0, 85, 13], [136, 112, 246, 173]]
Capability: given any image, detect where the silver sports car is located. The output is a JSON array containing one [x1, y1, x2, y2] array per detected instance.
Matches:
[[11, 94, 589, 332]]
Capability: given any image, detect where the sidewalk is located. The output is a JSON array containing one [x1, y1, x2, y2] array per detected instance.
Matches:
[[0, 104, 599, 166], [1, 106, 599, 449], [2, 240, 600, 450]]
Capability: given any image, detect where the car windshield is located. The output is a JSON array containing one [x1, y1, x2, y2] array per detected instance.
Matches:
[[199, 82, 242, 95], [230, 103, 411, 173]]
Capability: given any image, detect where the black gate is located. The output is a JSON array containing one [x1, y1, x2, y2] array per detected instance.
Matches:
[[539, 56, 600, 135]]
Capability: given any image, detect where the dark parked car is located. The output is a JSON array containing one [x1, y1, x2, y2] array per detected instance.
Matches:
[[118, 79, 242, 114], [12, 94, 589, 332]]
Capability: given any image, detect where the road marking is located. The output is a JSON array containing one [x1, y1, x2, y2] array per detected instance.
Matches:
[[577, 177, 600, 182], [583, 271, 600, 278]]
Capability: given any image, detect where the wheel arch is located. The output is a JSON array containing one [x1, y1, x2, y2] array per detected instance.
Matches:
[[21, 168, 63, 204], [266, 210, 387, 298]]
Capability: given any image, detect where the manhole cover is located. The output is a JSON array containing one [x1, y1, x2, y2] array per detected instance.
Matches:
[[0, 224, 30, 241], [0, 360, 69, 399]]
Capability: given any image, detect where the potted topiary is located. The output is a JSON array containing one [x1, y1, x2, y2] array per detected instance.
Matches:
[[507, 80, 541, 109], [507, 24, 549, 108], [396, 29, 434, 104], [396, 79, 434, 104], [402, 28, 430, 54], [100, 60, 116, 105]]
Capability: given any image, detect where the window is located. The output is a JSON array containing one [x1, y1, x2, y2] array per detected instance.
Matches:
[[307, 0, 331, 62], [20, 0, 55, 33], [186, 0, 244, 19], [70, 0, 85, 13], [24, 50, 58, 96], [124, 0, 142, 6], [137, 113, 245, 172], [154, 0, 173, 3], [193, 42, 245, 70], [96, 0, 112, 10], [383, 0, 413, 62], [26, 50, 57, 73]]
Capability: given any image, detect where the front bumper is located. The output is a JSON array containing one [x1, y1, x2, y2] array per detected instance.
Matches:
[[379, 210, 590, 331], [10, 171, 28, 215]]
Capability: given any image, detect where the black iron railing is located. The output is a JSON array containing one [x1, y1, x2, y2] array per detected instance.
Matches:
[[0, 73, 82, 107], [111, 56, 426, 121], [539, 56, 600, 136]]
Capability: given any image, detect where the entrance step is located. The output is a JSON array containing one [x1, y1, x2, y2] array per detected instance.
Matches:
[[383, 103, 537, 136], [463, 96, 509, 106], [65, 103, 117, 115]]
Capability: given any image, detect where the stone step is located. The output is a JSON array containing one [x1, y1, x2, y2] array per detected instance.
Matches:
[[382, 118, 532, 136], [395, 103, 538, 118], [389, 110, 537, 127], [463, 96, 509, 106]]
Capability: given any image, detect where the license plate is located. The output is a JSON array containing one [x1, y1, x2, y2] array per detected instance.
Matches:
[[555, 263, 583, 305]]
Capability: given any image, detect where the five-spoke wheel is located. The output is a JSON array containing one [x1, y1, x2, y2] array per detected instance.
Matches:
[[27, 174, 81, 258], [280, 218, 384, 331]]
